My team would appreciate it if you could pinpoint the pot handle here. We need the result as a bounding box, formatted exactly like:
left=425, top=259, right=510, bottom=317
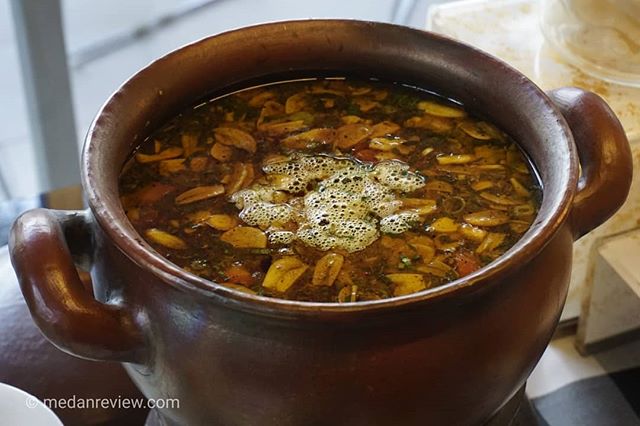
left=548, top=87, right=633, bottom=240
left=9, top=208, right=147, bottom=363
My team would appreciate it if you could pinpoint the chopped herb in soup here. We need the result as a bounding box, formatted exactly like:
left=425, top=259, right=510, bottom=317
left=119, top=78, right=540, bottom=302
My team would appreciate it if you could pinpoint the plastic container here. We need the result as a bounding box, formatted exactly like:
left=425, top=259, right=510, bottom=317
left=540, top=0, right=640, bottom=87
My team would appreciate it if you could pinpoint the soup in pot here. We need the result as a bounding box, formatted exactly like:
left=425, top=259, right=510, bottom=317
left=119, top=78, right=540, bottom=302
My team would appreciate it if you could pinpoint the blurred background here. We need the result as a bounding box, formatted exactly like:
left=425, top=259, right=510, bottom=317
left=0, top=0, right=450, bottom=201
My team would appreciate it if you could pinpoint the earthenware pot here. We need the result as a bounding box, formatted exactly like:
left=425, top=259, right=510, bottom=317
left=9, top=20, right=632, bottom=426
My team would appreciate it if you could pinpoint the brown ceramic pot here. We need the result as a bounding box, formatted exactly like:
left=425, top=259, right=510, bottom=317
left=8, top=20, right=632, bottom=426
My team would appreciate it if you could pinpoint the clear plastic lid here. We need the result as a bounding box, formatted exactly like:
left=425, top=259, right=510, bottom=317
left=540, top=0, right=640, bottom=87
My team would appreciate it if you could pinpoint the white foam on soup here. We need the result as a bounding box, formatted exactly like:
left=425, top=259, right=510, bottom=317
left=230, top=155, right=426, bottom=252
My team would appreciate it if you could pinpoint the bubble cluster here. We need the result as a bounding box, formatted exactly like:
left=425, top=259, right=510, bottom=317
left=263, top=155, right=352, bottom=193
left=380, top=211, right=421, bottom=234
left=231, top=186, right=276, bottom=206
left=231, top=154, right=427, bottom=252
left=238, top=202, right=293, bottom=228
left=373, top=160, right=426, bottom=192
left=267, top=230, right=296, bottom=245
left=297, top=219, right=379, bottom=252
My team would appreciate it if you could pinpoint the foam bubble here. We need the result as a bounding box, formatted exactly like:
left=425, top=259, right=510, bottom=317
left=380, top=211, right=421, bottom=234
left=230, top=154, right=426, bottom=252
left=238, top=202, right=293, bottom=228
left=231, top=186, right=276, bottom=207
left=268, top=230, right=296, bottom=245
left=262, top=154, right=353, bottom=194
left=373, top=160, right=426, bottom=192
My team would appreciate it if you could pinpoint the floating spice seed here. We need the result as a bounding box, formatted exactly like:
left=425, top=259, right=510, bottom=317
left=322, top=98, right=335, bottom=108
left=262, top=257, right=308, bottom=292
left=350, top=86, right=371, bottom=96
left=285, top=92, right=308, bottom=114
left=309, top=86, right=344, bottom=96
left=413, top=244, right=435, bottom=264
left=257, top=101, right=285, bottom=126
left=386, top=274, right=427, bottom=296
left=429, top=217, right=459, bottom=233
left=425, top=180, right=454, bottom=193
left=220, top=226, right=267, bottom=248
left=408, top=236, right=436, bottom=264
left=350, top=285, right=358, bottom=302
left=260, top=120, right=307, bottom=136
left=186, top=210, right=214, bottom=224
left=281, top=128, right=335, bottom=150
left=205, top=214, right=238, bottom=231
left=181, top=133, right=200, bottom=157
left=416, top=259, right=451, bottom=277
left=369, top=121, right=400, bottom=138
left=135, top=147, right=183, bottom=163
left=513, top=204, right=536, bottom=217
left=248, top=90, right=275, bottom=108
left=417, top=100, right=466, bottom=118
left=175, top=185, right=225, bottom=205
left=463, top=210, right=510, bottom=227
left=405, top=115, right=455, bottom=133
left=124, top=183, right=175, bottom=207
left=190, top=157, right=209, bottom=172
left=434, top=234, right=463, bottom=252
left=510, top=220, right=531, bottom=234
left=312, top=253, right=345, bottom=286
left=459, top=223, right=487, bottom=242
left=335, top=123, right=372, bottom=149
left=459, top=121, right=493, bottom=140
left=225, top=163, right=254, bottom=195
left=214, top=127, right=256, bottom=154
left=421, top=147, right=434, bottom=156
left=402, top=198, right=438, bottom=215
left=476, top=232, right=506, bottom=254
left=353, top=98, right=380, bottom=112
left=210, top=142, right=233, bottom=162
left=225, top=265, right=254, bottom=286
left=369, top=137, right=412, bottom=155
left=341, top=115, right=363, bottom=124
left=436, top=154, right=476, bottom=165
left=471, top=180, right=494, bottom=191
left=145, top=228, right=187, bottom=250
left=372, top=89, right=388, bottom=101
left=337, top=285, right=359, bottom=303
left=159, top=159, right=186, bottom=176
left=479, top=192, right=520, bottom=206
left=442, top=196, right=466, bottom=214
left=474, top=164, right=505, bottom=171
left=510, top=177, right=531, bottom=197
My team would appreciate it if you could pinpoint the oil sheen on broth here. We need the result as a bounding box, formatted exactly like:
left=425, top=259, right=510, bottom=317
left=119, top=78, right=540, bottom=303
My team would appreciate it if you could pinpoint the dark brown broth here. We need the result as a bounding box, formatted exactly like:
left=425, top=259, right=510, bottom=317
left=119, top=78, right=540, bottom=302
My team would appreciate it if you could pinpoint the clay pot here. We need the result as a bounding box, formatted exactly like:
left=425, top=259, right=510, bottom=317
left=8, top=21, right=632, bottom=425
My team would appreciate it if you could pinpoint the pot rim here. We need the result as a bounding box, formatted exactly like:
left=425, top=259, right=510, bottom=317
left=83, top=19, right=578, bottom=318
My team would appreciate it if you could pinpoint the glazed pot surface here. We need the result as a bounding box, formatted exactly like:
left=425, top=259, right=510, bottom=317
left=9, top=20, right=632, bottom=426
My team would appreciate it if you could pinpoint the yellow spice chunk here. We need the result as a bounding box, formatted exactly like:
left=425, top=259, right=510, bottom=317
left=220, top=226, right=267, bottom=248
left=312, top=253, right=345, bottom=286
left=387, top=274, right=427, bottom=297
left=145, top=228, right=187, bottom=250
left=263, top=257, right=308, bottom=292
